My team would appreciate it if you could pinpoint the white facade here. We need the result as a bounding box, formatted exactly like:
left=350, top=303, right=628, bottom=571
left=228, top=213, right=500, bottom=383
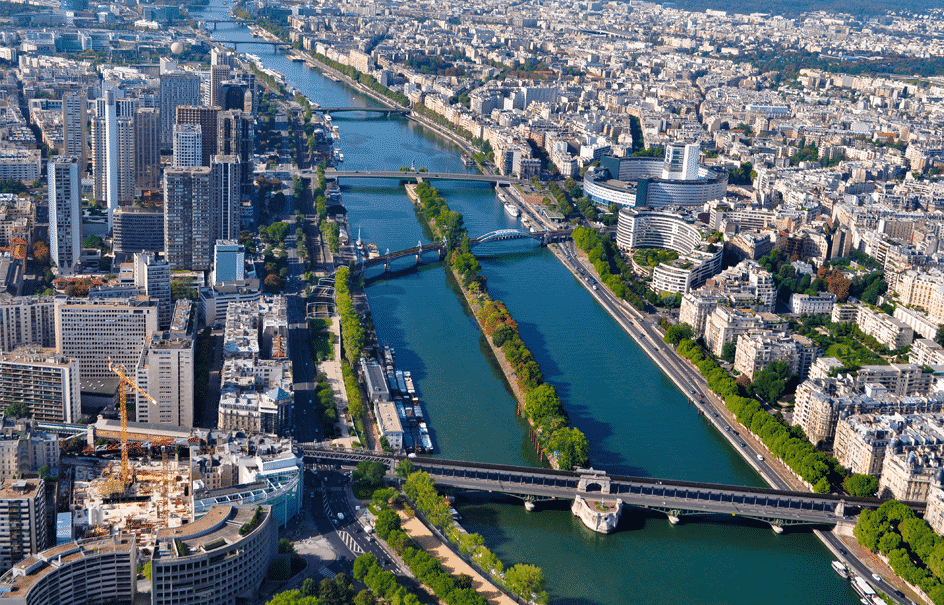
left=789, top=292, right=837, bottom=315
left=173, top=123, right=202, bottom=168
left=48, top=156, right=81, bottom=275
left=55, top=297, right=159, bottom=381
left=135, top=331, right=194, bottom=428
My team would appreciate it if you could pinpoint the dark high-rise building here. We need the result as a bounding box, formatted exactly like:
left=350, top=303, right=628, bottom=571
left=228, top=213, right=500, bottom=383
left=176, top=105, right=219, bottom=166
left=134, top=107, right=161, bottom=192
left=164, top=166, right=212, bottom=270
left=217, top=110, right=253, bottom=203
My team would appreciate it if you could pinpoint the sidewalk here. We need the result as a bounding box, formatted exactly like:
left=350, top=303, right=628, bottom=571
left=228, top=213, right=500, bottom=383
left=318, top=317, right=358, bottom=448
left=399, top=514, right=516, bottom=605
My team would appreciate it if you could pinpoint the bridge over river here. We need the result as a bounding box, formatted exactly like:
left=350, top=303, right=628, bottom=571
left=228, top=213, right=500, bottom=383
left=300, top=169, right=518, bottom=185
left=349, top=228, right=572, bottom=274
left=299, top=445, right=923, bottom=533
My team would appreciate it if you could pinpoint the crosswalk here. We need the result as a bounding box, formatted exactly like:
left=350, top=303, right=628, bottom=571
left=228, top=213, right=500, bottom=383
left=317, top=566, right=336, bottom=579
left=338, top=530, right=363, bottom=555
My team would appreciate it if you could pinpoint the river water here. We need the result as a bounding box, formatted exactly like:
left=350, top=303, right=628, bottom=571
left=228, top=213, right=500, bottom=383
left=200, top=7, right=860, bottom=603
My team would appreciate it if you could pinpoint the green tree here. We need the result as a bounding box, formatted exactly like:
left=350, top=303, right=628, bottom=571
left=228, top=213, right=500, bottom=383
left=4, top=402, right=28, bottom=418
left=142, top=561, right=151, bottom=580
left=843, top=474, right=879, bottom=497
left=663, top=323, right=694, bottom=345
left=374, top=509, right=401, bottom=539
left=266, top=590, right=319, bottom=605
left=751, top=361, right=792, bottom=403
left=813, top=476, right=831, bottom=493
left=721, top=341, right=737, bottom=363
left=395, top=459, right=414, bottom=480
left=300, top=578, right=317, bottom=597
left=353, top=460, right=386, bottom=488
left=504, top=564, right=549, bottom=604
left=523, top=383, right=563, bottom=423
left=278, top=538, right=297, bottom=555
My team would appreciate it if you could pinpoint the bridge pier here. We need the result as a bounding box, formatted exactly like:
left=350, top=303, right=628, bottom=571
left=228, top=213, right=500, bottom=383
left=571, top=495, right=622, bottom=534
left=771, top=524, right=784, bottom=534
left=668, top=510, right=681, bottom=525
left=524, top=500, right=536, bottom=512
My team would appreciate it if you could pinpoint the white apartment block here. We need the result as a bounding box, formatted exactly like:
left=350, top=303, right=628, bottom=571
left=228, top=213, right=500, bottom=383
left=0, top=479, right=47, bottom=572
left=911, top=339, right=944, bottom=367
left=895, top=269, right=944, bottom=324
left=55, top=297, right=159, bottom=381
left=856, top=363, right=932, bottom=397
left=0, top=429, right=59, bottom=483
left=793, top=377, right=944, bottom=446
left=927, top=474, right=944, bottom=535
left=732, top=332, right=819, bottom=381
left=48, top=156, right=81, bottom=275
left=835, top=412, right=944, bottom=479
left=703, top=306, right=788, bottom=357
left=833, top=304, right=914, bottom=350
left=0, top=148, right=41, bottom=182
left=0, top=297, right=56, bottom=353
left=789, top=291, right=836, bottom=315
left=135, top=330, right=194, bottom=429
left=0, top=349, right=80, bottom=423
left=880, top=446, right=944, bottom=502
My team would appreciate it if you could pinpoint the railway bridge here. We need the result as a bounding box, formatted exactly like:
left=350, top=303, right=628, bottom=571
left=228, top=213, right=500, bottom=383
left=298, top=445, right=924, bottom=533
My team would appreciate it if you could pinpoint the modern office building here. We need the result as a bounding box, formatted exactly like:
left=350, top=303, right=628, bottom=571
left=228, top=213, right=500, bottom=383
left=213, top=240, right=245, bottom=285
left=134, top=107, right=161, bottom=192
left=172, top=123, right=202, bottom=168
left=113, top=207, right=165, bottom=255
left=0, top=297, right=57, bottom=353
left=0, top=349, right=81, bottom=423
left=0, top=479, right=47, bottom=573
left=585, top=150, right=727, bottom=208
left=54, top=297, right=159, bottom=381
left=217, top=110, right=253, bottom=202
left=60, top=92, right=86, bottom=170
left=133, top=252, right=171, bottom=328
left=48, top=156, right=81, bottom=275
left=150, top=505, right=276, bottom=605
left=176, top=106, right=219, bottom=166
left=0, top=536, right=137, bottom=605
left=164, top=166, right=213, bottom=270
left=159, top=71, right=201, bottom=150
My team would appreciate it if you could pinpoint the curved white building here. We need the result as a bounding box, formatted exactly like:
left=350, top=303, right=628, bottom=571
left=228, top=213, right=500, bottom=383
left=585, top=153, right=728, bottom=208
left=616, top=207, right=723, bottom=294
left=0, top=536, right=137, bottom=605
left=151, top=505, right=277, bottom=605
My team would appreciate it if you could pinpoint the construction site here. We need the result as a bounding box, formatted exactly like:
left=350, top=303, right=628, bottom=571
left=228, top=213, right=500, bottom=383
left=66, top=363, right=195, bottom=555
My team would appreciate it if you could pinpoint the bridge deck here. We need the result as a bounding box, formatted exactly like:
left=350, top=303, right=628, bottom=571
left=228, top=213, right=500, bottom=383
left=308, top=170, right=516, bottom=184
left=300, top=446, right=923, bottom=525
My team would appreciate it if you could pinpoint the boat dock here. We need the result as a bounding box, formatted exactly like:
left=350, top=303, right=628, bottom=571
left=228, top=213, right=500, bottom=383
left=383, top=345, right=434, bottom=453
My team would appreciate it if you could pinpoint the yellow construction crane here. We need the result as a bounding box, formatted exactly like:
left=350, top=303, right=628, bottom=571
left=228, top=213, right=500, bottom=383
left=105, top=362, right=155, bottom=495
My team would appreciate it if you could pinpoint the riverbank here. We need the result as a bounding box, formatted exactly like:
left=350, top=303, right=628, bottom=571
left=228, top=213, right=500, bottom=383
left=286, top=49, right=477, bottom=156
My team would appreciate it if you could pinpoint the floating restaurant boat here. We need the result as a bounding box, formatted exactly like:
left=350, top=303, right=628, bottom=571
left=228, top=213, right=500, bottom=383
left=504, top=202, right=521, bottom=218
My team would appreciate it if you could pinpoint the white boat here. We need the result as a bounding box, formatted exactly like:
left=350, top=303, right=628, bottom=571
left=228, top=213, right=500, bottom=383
left=831, top=561, right=849, bottom=580
left=503, top=202, right=521, bottom=218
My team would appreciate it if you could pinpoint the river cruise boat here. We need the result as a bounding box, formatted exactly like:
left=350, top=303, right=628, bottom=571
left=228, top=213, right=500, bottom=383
left=504, top=202, right=521, bottom=218
left=831, top=561, right=849, bottom=580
